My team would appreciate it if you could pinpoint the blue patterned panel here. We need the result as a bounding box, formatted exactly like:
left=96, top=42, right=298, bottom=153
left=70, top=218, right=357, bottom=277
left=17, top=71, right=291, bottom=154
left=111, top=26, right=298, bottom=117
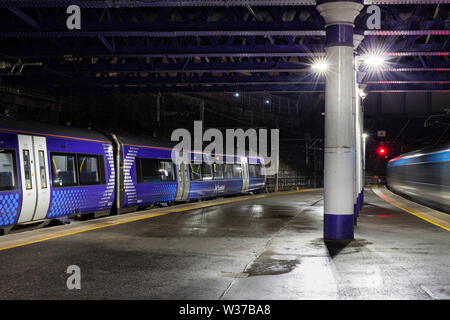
left=47, top=188, right=89, bottom=218
left=47, top=184, right=113, bottom=218
left=0, top=192, right=20, bottom=227
left=97, top=143, right=115, bottom=210
left=136, top=182, right=177, bottom=206
left=122, top=146, right=139, bottom=207
left=0, top=132, right=21, bottom=227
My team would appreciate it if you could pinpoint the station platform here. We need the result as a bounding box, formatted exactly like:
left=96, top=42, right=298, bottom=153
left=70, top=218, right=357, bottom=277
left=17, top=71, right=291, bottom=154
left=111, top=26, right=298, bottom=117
left=0, top=188, right=448, bottom=300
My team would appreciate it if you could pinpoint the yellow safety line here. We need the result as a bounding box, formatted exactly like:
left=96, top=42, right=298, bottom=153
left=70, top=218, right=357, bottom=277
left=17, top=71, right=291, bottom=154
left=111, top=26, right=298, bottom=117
left=0, top=188, right=321, bottom=252
left=0, top=212, right=170, bottom=252
left=373, top=188, right=450, bottom=232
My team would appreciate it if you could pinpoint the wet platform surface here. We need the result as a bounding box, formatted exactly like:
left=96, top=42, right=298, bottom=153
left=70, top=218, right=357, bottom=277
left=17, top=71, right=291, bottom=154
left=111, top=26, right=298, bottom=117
left=0, top=189, right=449, bottom=300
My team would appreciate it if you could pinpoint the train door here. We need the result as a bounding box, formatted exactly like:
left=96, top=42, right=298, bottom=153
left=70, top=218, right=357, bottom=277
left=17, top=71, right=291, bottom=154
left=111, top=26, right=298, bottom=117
left=240, top=157, right=249, bottom=193
left=17, top=135, right=50, bottom=223
left=181, top=160, right=190, bottom=200
left=31, top=136, right=51, bottom=220
left=175, top=154, right=190, bottom=201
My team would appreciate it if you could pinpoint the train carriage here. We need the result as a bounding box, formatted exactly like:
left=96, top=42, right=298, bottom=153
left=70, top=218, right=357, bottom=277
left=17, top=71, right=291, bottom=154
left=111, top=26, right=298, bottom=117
left=387, top=144, right=450, bottom=214
left=0, top=119, right=266, bottom=234
left=116, top=135, right=179, bottom=211
left=116, top=135, right=266, bottom=211
left=0, top=119, right=115, bottom=233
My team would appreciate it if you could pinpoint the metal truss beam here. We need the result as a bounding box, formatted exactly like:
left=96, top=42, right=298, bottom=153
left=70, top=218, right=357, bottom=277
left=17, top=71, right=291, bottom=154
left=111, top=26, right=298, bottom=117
left=32, top=60, right=313, bottom=74
left=0, top=43, right=325, bottom=58
left=6, top=72, right=449, bottom=86
left=38, top=83, right=450, bottom=93
left=0, top=2, right=448, bottom=93
left=2, top=36, right=449, bottom=58
left=14, top=59, right=450, bottom=75
left=0, top=1, right=448, bottom=8
left=7, top=7, right=40, bottom=29
left=3, top=29, right=450, bottom=38
left=1, top=4, right=448, bottom=38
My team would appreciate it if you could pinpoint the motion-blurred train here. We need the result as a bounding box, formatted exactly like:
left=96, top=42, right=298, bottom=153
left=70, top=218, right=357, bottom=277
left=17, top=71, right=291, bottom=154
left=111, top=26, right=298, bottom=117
left=386, top=144, right=450, bottom=214
left=0, top=119, right=265, bottom=234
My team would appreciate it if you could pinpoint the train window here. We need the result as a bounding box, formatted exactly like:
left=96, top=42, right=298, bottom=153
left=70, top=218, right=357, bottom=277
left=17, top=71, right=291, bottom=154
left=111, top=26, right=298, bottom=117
left=232, top=164, right=242, bottom=178
left=213, top=164, right=224, bottom=180
left=78, top=155, right=101, bottom=185
left=201, top=163, right=213, bottom=180
left=0, top=149, right=18, bottom=191
left=189, top=163, right=202, bottom=181
left=160, top=161, right=175, bottom=181
left=248, top=164, right=255, bottom=177
left=51, top=153, right=77, bottom=187
left=136, top=158, right=176, bottom=183
left=23, top=150, right=32, bottom=190
left=256, top=164, right=262, bottom=177
left=249, top=164, right=262, bottom=178
left=223, top=163, right=233, bottom=179
left=136, top=158, right=159, bottom=183
left=38, top=150, right=47, bottom=189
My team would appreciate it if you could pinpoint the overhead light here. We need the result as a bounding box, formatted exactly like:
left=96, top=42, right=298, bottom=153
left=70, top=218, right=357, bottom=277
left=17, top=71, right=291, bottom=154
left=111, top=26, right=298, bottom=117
left=364, top=55, right=386, bottom=68
left=234, top=92, right=240, bottom=97
left=265, top=99, right=270, bottom=104
left=311, top=60, right=328, bottom=73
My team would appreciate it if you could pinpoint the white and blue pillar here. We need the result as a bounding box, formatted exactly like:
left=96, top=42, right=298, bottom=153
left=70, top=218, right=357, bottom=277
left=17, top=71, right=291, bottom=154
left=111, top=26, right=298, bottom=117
left=354, top=34, right=365, bottom=223
left=317, top=0, right=363, bottom=240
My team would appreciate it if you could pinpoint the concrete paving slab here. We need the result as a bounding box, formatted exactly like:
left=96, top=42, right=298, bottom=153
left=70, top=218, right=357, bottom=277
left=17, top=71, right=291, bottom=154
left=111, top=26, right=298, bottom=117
left=0, top=189, right=448, bottom=300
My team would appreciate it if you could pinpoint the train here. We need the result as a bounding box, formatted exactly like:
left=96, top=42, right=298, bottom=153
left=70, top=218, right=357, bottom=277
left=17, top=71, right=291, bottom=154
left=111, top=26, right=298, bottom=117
left=386, top=143, right=450, bottom=214
left=0, top=119, right=266, bottom=234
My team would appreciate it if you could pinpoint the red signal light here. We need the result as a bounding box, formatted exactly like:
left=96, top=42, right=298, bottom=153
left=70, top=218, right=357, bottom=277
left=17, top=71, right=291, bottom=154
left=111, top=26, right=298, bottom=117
left=377, top=146, right=388, bottom=156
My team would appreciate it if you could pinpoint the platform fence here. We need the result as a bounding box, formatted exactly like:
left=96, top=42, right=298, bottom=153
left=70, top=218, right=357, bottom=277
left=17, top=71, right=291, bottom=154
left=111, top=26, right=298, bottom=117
left=266, top=173, right=323, bottom=193
left=266, top=174, right=386, bottom=193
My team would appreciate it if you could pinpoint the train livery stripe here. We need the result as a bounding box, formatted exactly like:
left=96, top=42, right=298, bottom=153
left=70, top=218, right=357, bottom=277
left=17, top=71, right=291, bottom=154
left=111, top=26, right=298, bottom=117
left=388, top=149, right=450, bottom=167
left=124, top=143, right=173, bottom=151
left=0, top=189, right=320, bottom=251
left=373, top=187, right=450, bottom=231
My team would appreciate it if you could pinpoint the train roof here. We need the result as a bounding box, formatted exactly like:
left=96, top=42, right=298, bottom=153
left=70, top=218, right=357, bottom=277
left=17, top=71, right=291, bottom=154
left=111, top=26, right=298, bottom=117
left=0, top=118, right=265, bottom=161
left=116, top=134, right=263, bottom=160
left=0, top=118, right=111, bottom=142
left=115, top=133, right=174, bottom=149
left=389, top=143, right=450, bottom=165
left=390, top=143, right=450, bottom=160
left=0, top=118, right=175, bottom=148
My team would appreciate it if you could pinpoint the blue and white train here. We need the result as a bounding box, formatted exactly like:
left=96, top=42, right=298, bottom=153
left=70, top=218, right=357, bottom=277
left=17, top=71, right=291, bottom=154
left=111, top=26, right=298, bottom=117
left=387, top=143, right=450, bottom=213
left=0, top=119, right=265, bottom=234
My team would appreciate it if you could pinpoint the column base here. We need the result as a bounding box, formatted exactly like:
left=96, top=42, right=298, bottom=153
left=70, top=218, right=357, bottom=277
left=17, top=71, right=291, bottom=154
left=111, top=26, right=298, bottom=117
left=361, top=190, right=364, bottom=208
left=324, top=214, right=354, bottom=240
